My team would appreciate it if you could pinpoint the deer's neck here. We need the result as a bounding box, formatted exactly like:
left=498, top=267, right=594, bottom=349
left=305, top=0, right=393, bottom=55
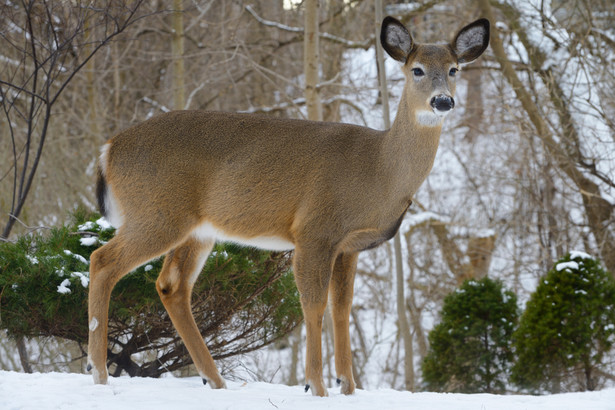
left=382, top=91, right=443, bottom=198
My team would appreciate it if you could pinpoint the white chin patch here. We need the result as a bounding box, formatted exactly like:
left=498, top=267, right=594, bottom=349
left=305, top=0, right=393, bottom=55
left=416, top=110, right=447, bottom=127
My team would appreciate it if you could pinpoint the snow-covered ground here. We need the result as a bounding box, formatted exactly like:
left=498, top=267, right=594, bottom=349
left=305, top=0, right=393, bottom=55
left=1, top=370, right=613, bottom=410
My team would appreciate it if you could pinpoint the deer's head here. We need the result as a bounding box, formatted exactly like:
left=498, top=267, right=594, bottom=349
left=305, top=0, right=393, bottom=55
left=381, top=17, right=490, bottom=127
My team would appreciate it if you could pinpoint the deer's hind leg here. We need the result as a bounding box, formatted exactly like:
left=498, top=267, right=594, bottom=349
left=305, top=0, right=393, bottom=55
left=88, top=227, right=185, bottom=384
left=156, top=236, right=225, bottom=388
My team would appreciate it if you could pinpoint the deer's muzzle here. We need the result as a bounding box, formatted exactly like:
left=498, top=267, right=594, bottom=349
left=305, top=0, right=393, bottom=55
left=430, top=94, right=455, bottom=114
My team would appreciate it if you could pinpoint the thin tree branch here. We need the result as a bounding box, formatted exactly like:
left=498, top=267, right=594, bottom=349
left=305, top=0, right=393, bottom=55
left=245, top=5, right=373, bottom=50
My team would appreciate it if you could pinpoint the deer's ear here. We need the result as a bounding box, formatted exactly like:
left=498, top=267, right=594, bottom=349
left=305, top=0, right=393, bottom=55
left=380, top=17, right=413, bottom=63
left=453, top=18, right=490, bottom=64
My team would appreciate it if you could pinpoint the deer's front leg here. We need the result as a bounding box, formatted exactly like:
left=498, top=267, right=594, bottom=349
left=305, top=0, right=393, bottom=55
left=293, top=245, right=335, bottom=397
left=329, top=252, right=358, bottom=394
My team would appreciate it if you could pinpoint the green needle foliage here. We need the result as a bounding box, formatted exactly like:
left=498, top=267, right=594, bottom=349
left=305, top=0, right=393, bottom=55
left=422, top=277, right=519, bottom=393
left=0, top=208, right=302, bottom=377
left=511, top=252, right=615, bottom=393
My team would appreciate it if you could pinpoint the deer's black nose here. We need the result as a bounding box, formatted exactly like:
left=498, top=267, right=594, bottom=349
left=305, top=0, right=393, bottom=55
left=430, top=95, right=455, bottom=112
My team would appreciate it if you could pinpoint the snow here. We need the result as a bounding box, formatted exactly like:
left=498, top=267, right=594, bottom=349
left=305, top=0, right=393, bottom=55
left=89, top=318, right=99, bottom=332
left=63, top=249, right=89, bottom=265
left=401, top=212, right=448, bottom=231
left=0, top=371, right=613, bottom=410
left=570, top=250, right=592, bottom=260
left=95, top=217, right=113, bottom=230
left=556, top=261, right=579, bottom=272
left=70, top=271, right=89, bottom=288
left=79, top=236, right=98, bottom=246
left=78, top=221, right=96, bottom=231
left=56, top=279, right=71, bottom=294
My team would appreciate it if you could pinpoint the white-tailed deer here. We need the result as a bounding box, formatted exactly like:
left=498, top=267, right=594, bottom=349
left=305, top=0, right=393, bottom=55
left=87, top=16, right=489, bottom=396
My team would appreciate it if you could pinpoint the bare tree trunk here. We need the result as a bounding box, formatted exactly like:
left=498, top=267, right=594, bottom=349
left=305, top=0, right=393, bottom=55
left=321, top=0, right=343, bottom=123
left=395, top=234, right=414, bottom=391
left=465, top=234, right=496, bottom=281
left=16, top=337, right=32, bottom=374
left=477, top=0, right=615, bottom=274
left=304, top=0, right=322, bottom=121
left=374, top=3, right=390, bottom=131
left=403, top=235, right=428, bottom=361
left=350, top=308, right=365, bottom=389
left=302, top=0, right=328, bottom=387
left=85, top=17, right=99, bottom=140
left=172, top=0, right=185, bottom=110
left=287, top=325, right=301, bottom=385
left=408, top=298, right=427, bottom=358
left=428, top=219, right=496, bottom=284
left=323, top=309, right=334, bottom=386
left=375, top=0, right=413, bottom=391
left=462, top=67, right=483, bottom=143
left=112, top=41, right=122, bottom=134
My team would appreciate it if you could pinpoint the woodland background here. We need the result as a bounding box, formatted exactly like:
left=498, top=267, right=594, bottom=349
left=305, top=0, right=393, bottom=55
left=0, top=0, right=614, bottom=394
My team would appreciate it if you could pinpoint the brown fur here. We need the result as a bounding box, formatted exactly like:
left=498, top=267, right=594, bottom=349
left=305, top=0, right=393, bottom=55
left=87, top=17, right=489, bottom=396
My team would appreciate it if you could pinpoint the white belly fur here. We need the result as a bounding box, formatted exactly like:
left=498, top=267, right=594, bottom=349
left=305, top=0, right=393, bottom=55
left=192, top=221, right=295, bottom=251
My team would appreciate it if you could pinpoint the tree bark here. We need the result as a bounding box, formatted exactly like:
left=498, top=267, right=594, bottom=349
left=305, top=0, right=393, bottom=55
left=85, top=17, right=99, bottom=140
left=304, top=0, right=322, bottom=121
left=16, top=337, right=32, bottom=374
left=287, top=325, right=301, bottom=386
left=172, top=0, right=185, bottom=110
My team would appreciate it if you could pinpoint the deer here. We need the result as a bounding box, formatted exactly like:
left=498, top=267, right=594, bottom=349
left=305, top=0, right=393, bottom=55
left=87, top=16, right=489, bottom=396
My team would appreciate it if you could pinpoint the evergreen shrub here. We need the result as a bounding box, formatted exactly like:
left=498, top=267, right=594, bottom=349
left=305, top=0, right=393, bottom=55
left=422, top=277, right=518, bottom=393
left=512, top=252, right=615, bottom=392
left=0, top=208, right=302, bottom=377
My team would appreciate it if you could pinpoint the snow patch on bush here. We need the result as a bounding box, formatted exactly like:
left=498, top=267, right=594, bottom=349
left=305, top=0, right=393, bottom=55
left=570, top=250, right=591, bottom=260
left=556, top=261, right=578, bottom=272
left=63, top=250, right=89, bottom=265
left=71, top=271, right=89, bottom=288
left=57, top=279, right=71, bottom=294
left=80, top=237, right=98, bottom=247
left=96, top=217, right=112, bottom=230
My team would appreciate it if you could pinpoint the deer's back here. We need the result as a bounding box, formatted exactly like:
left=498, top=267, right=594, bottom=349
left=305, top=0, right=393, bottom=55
left=103, top=111, right=386, bottom=242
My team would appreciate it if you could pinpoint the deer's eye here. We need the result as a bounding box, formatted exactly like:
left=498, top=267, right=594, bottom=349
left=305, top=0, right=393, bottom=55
left=412, top=68, right=425, bottom=77
left=449, top=67, right=458, bottom=76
